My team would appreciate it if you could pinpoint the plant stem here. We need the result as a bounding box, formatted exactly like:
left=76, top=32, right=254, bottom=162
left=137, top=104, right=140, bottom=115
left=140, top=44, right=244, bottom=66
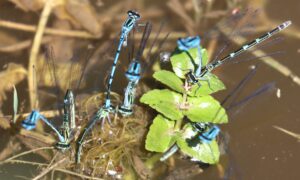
left=0, top=19, right=97, bottom=39
left=0, top=146, right=54, bottom=165
left=32, top=157, right=66, bottom=180
left=175, top=79, right=190, bottom=131
left=28, top=0, right=54, bottom=109
left=0, top=36, right=51, bottom=53
left=175, top=118, right=183, bottom=131
left=145, top=153, right=162, bottom=170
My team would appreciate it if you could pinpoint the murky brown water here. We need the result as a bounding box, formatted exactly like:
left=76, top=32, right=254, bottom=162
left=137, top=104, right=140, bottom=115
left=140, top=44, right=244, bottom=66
left=0, top=0, right=299, bottom=179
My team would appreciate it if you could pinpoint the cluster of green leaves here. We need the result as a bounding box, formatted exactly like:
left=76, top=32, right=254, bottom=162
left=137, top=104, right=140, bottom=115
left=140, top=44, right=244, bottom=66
left=140, top=47, right=228, bottom=164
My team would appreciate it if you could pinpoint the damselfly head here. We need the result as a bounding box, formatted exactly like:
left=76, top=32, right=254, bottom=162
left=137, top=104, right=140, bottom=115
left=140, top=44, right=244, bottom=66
left=177, top=36, right=201, bottom=51
left=127, top=10, right=141, bottom=20
left=21, top=110, right=40, bottom=130
left=199, top=125, right=220, bottom=143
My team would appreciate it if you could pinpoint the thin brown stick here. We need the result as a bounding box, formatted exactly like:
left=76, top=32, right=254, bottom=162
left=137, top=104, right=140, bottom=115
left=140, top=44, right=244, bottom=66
left=20, top=110, right=59, bottom=118
left=28, top=0, right=55, bottom=109
left=5, top=159, right=48, bottom=166
left=273, top=125, right=300, bottom=140
left=167, top=0, right=195, bottom=34
left=0, top=19, right=98, bottom=39
left=0, top=36, right=52, bottom=53
left=54, top=168, right=104, bottom=180
left=0, top=141, right=20, bottom=161
left=0, top=146, right=54, bottom=165
left=32, top=157, right=66, bottom=180
left=19, top=129, right=56, bottom=145
left=47, top=152, right=58, bottom=169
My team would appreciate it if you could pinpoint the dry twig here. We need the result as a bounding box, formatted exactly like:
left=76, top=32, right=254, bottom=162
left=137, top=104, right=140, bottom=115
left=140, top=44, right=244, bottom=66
left=0, top=19, right=98, bottom=39
left=273, top=126, right=300, bottom=140
left=0, top=36, right=52, bottom=53
left=28, top=0, right=55, bottom=109
left=54, top=168, right=104, bottom=180
left=0, top=146, right=54, bottom=165
left=32, top=157, right=66, bottom=180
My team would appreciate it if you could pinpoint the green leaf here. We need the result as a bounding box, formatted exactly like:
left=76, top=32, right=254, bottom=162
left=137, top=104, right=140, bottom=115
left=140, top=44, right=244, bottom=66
left=195, top=47, right=208, bottom=66
left=153, top=70, right=184, bottom=93
left=188, top=73, right=226, bottom=97
left=170, top=48, right=208, bottom=79
left=140, top=89, right=183, bottom=120
left=184, top=95, right=228, bottom=124
left=145, top=115, right=176, bottom=152
left=12, top=85, right=18, bottom=123
left=176, top=124, right=220, bottom=164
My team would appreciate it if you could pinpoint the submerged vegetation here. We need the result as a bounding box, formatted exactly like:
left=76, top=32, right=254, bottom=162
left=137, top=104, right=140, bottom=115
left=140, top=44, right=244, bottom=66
left=0, top=0, right=298, bottom=179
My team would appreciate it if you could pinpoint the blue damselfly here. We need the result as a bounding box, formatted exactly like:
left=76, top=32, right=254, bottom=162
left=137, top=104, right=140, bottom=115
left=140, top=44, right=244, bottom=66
left=76, top=10, right=141, bottom=163
left=119, top=22, right=152, bottom=116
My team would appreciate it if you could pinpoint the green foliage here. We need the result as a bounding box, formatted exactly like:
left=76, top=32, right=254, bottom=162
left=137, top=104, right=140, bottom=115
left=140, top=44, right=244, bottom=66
left=153, top=70, right=184, bottom=93
left=141, top=44, right=228, bottom=164
left=176, top=124, right=220, bottom=164
left=141, top=89, right=227, bottom=124
left=140, top=89, right=183, bottom=120
left=170, top=47, right=208, bottom=79
left=145, top=115, right=176, bottom=152
left=188, top=73, right=226, bottom=96
left=153, top=70, right=225, bottom=97
left=185, top=96, right=228, bottom=123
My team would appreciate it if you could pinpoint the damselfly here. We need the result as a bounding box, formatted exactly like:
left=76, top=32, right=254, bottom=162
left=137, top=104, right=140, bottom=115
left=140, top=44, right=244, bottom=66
left=119, top=20, right=171, bottom=116
left=76, top=10, right=141, bottom=163
left=104, top=10, right=140, bottom=109
left=198, top=21, right=291, bottom=79
left=160, top=123, right=220, bottom=161
left=176, top=36, right=207, bottom=84
left=160, top=65, right=275, bottom=161
left=119, top=22, right=152, bottom=116
left=22, top=46, right=91, bottom=151
left=169, top=12, right=290, bottom=90
left=22, top=87, right=75, bottom=151
left=55, top=89, right=76, bottom=150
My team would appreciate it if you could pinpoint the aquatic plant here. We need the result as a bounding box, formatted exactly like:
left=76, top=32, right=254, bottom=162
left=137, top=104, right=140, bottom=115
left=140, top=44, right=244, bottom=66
left=141, top=43, right=227, bottom=164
